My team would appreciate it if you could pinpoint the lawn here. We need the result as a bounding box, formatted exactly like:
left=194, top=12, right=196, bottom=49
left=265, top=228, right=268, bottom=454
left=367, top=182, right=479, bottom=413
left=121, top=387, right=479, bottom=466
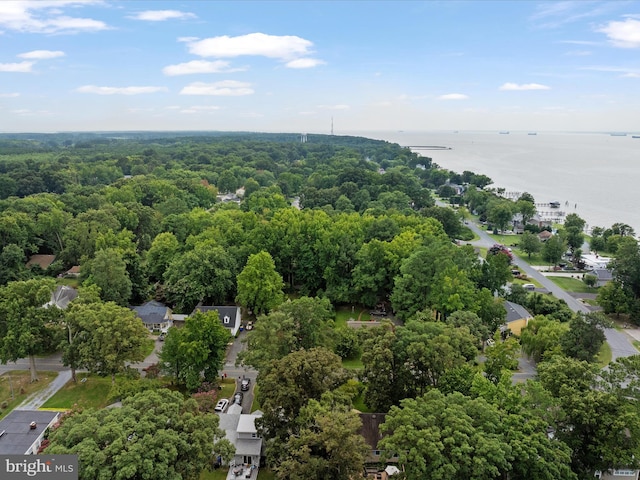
left=353, top=391, right=372, bottom=413
left=342, top=357, right=364, bottom=370
left=548, top=276, right=598, bottom=294
left=141, top=338, right=156, bottom=357
left=0, top=371, right=57, bottom=419
left=335, top=306, right=365, bottom=327
left=251, top=385, right=261, bottom=412
left=596, top=341, right=613, bottom=368
left=218, top=377, right=236, bottom=401
left=41, top=372, right=113, bottom=410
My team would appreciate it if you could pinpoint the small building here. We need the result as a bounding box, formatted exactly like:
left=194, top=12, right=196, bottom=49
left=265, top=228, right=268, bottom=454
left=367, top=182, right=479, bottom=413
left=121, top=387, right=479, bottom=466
left=64, top=265, right=81, bottom=277
left=0, top=410, right=62, bottom=455
left=131, top=300, right=174, bottom=333
left=595, top=469, right=640, bottom=480
left=503, top=301, right=533, bottom=336
left=358, top=413, right=399, bottom=478
left=582, top=253, right=612, bottom=270
left=45, top=285, right=78, bottom=310
left=591, top=268, right=613, bottom=287
left=538, top=230, right=553, bottom=242
left=25, top=254, right=56, bottom=270
left=194, top=305, right=241, bottom=337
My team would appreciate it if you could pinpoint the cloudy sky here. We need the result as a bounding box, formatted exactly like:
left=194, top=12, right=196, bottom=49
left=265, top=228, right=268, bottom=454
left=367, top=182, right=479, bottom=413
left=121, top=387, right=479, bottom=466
left=1, top=0, right=640, bottom=133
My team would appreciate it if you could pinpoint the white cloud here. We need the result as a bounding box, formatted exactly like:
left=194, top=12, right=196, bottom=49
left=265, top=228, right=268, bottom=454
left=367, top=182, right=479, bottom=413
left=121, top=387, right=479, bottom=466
left=499, top=82, right=551, bottom=91
left=0, top=61, right=34, bottom=73
left=76, top=85, right=168, bottom=95
left=0, top=92, right=20, bottom=97
left=285, top=58, right=325, bottom=69
left=187, top=32, right=314, bottom=61
left=179, top=81, right=254, bottom=96
left=437, top=93, right=469, bottom=100
left=0, top=1, right=109, bottom=34
left=598, top=18, right=640, bottom=48
left=18, top=50, right=65, bottom=59
left=317, top=104, right=350, bottom=110
left=129, top=10, right=196, bottom=22
left=622, top=72, right=640, bottom=78
left=162, top=60, right=244, bottom=76
left=180, top=105, right=221, bottom=114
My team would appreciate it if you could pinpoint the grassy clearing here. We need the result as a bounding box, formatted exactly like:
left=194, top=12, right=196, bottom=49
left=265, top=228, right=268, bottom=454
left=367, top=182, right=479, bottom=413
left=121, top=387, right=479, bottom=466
left=141, top=338, right=156, bottom=357
left=218, top=378, right=236, bottom=401
left=353, top=391, right=372, bottom=413
left=342, top=357, right=364, bottom=370
left=199, top=469, right=227, bottom=480
left=251, top=384, right=261, bottom=412
left=41, top=372, right=112, bottom=410
left=548, top=276, right=598, bottom=294
left=0, top=371, right=57, bottom=419
left=596, top=341, right=613, bottom=368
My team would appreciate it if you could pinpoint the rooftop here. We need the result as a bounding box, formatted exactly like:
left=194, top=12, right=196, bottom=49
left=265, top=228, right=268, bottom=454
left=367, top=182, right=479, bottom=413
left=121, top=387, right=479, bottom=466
left=0, top=410, right=61, bottom=455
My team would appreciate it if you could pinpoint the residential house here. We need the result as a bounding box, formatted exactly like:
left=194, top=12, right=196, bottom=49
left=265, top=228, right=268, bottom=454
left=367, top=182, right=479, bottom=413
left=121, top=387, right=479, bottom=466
left=0, top=410, right=62, bottom=455
left=217, top=411, right=263, bottom=477
left=25, top=254, right=56, bottom=270
left=194, top=305, right=241, bottom=337
left=131, top=300, right=173, bottom=333
left=595, top=469, right=640, bottom=479
left=63, top=265, right=81, bottom=277
left=582, top=254, right=612, bottom=271
left=590, top=268, right=613, bottom=287
left=538, top=230, right=553, bottom=242
left=358, top=413, right=399, bottom=478
left=502, top=301, right=533, bottom=336
left=45, top=285, right=78, bottom=310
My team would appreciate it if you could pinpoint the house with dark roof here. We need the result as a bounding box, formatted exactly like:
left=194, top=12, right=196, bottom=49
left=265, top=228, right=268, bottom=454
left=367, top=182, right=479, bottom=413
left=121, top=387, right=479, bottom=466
left=25, top=254, right=56, bottom=270
left=358, top=413, right=399, bottom=477
left=591, top=268, right=613, bottom=287
left=503, top=301, right=533, bottom=336
left=194, top=305, right=241, bottom=337
left=131, top=300, right=173, bottom=332
left=0, top=410, right=62, bottom=455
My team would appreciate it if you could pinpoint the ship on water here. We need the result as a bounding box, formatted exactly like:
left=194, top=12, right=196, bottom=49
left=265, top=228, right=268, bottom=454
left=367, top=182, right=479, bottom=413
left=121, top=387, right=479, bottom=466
left=499, top=131, right=510, bottom=134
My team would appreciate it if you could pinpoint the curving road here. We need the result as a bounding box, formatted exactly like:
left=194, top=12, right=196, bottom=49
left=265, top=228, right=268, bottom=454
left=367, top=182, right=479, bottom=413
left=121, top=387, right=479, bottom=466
left=465, top=220, right=637, bottom=361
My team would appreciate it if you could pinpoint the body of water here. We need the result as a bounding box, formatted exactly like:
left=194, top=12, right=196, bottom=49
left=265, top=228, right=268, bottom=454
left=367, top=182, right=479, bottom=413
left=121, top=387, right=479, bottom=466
left=349, top=130, right=640, bottom=235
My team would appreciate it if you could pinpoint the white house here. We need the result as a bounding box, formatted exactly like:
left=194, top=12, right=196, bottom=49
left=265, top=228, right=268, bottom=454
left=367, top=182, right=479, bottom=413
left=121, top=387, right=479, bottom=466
left=217, top=411, right=263, bottom=478
left=194, top=305, right=242, bottom=337
left=0, top=410, right=62, bottom=455
left=582, top=253, right=612, bottom=270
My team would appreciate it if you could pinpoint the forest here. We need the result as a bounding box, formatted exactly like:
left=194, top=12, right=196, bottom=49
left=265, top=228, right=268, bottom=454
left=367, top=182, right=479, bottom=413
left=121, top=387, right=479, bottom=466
left=1, top=132, right=640, bottom=480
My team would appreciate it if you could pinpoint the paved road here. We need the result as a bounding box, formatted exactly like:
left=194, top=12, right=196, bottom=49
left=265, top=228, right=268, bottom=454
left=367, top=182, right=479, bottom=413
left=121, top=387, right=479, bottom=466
left=17, top=370, right=72, bottom=410
left=466, top=220, right=637, bottom=361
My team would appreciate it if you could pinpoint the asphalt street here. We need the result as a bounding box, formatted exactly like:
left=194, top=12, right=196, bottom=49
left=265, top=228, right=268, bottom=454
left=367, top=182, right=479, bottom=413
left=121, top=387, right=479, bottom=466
left=465, top=220, right=637, bottom=361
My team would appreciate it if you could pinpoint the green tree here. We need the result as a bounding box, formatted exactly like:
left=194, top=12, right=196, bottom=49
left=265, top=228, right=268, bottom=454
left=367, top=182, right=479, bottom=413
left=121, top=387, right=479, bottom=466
left=597, top=281, right=630, bottom=317
left=487, top=200, right=514, bottom=232
left=257, top=347, right=349, bottom=442
left=483, top=335, right=520, bottom=383
left=236, top=251, right=284, bottom=315
left=84, top=248, right=132, bottom=306
left=69, top=301, right=149, bottom=384
left=146, top=232, right=181, bottom=282
left=159, top=310, right=230, bottom=391
left=560, top=312, right=608, bottom=362
left=46, top=389, right=227, bottom=480
left=542, top=234, right=566, bottom=267
left=274, top=398, right=368, bottom=480
left=515, top=198, right=536, bottom=226
left=479, top=252, right=511, bottom=294
left=520, top=315, right=568, bottom=363
left=519, top=231, right=542, bottom=258
left=380, top=390, right=512, bottom=480
left=0, top=278, right=61, bottom=382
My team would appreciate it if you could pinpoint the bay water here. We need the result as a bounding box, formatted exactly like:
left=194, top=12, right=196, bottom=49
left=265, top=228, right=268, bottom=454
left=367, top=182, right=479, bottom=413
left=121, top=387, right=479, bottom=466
left=348, top=131, right=640, bottom=235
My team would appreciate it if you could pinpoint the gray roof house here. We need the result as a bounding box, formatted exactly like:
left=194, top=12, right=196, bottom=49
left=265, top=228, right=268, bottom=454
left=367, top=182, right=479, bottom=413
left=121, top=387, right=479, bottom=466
left=45, top=285, right=78, bottom=310
left=502, top=301, right=533, bottom=336
left=217, top=411, right=263, bottom=478
left=591, top=268, right=614, bottom=287
left=0, top=410, right=62, bottom=455
left=131, top=300, right=173, bottom=332
left=195, top=305, right=241, bottom=337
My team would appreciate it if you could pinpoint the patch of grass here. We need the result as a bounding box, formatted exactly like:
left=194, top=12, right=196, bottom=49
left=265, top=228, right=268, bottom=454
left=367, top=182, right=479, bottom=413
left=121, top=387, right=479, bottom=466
left=0, top=371, right=57, bottom=419
left=141, top=338, right=156, bottom=357
left=218, top=378, right=236, bottom=401
left=353, top=391, right=372, bottom=413
left=199, top=469, right=227, bottom=480
left=251, top=385, right=261, bottom=412
left=342, top=357, right=364, bottom=370
left=258, top=468, right=277, bottom=479
left=41, top=373, right=112, bottom=410
left=596, top=340, right=613, bottom=368
left=548, top=276, right=598, bottom=293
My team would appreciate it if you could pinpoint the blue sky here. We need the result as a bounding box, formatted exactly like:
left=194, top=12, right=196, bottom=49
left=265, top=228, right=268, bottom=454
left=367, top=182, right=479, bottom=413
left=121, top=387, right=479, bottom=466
left=1, top=0, right=640, bottom=133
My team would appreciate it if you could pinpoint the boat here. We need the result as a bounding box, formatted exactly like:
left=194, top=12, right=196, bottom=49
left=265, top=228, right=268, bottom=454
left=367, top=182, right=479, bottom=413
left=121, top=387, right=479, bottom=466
left=610, top=132, right=627, bottom=136
left=549, top=201, right=561, bottom=208
left=499, top=131, right=510, bottom=134
left=528, top=132, right=537, bottom=135
left=632, top=135, right=640, bottom=139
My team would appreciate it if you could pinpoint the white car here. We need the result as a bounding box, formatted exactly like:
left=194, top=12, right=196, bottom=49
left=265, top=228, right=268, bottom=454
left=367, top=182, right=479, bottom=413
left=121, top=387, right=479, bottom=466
left=214, top=399, right=229, bottom=413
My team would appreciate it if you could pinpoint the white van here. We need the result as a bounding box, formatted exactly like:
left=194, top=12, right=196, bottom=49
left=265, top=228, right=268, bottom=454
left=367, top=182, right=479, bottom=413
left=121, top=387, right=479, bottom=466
left=522, top=283, right=536, bottom=291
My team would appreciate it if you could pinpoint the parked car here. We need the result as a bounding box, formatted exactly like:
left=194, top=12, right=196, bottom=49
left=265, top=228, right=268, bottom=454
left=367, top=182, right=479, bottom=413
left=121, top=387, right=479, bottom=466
left=214, top=399, right=229, bottom=413
left=241, top=378, right=251, bottom=391
left=522, top=283, right=536, bottom=291
left=158, top=333, right=165, bottom=341
left=245, top=321, right=253, bottom=331
left=233, top=392, right=244, bottom=405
